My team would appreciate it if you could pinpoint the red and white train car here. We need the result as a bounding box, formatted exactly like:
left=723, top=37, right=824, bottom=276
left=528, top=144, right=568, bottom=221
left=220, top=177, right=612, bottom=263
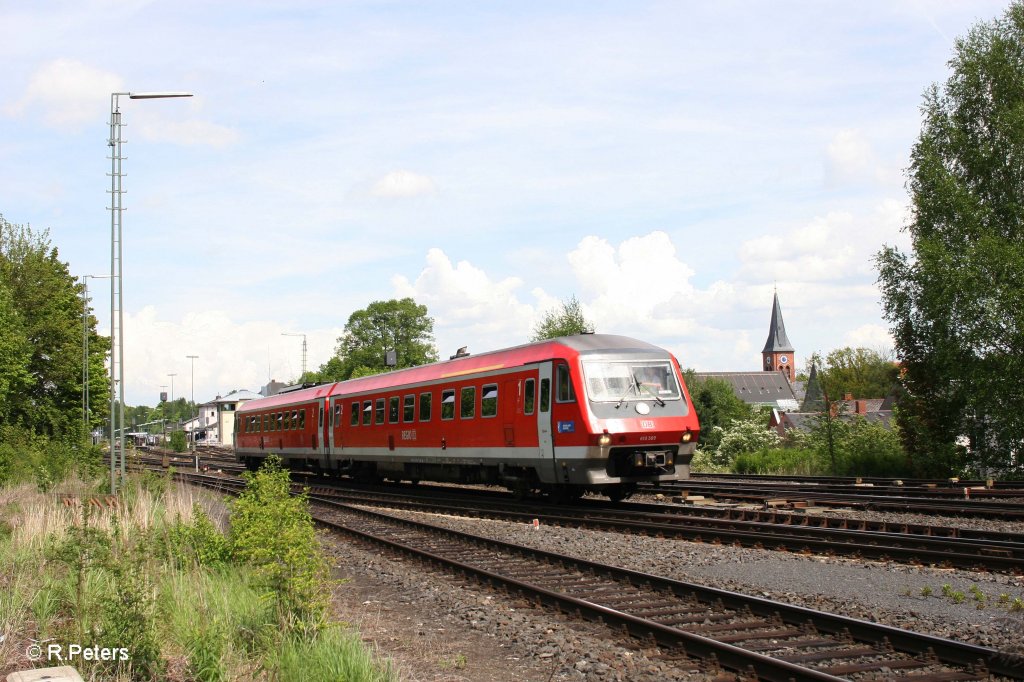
left=235, top=334, right=699, bottom=500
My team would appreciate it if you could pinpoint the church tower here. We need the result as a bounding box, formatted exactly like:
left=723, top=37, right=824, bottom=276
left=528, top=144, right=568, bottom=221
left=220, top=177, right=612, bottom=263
left=762, top=291, right=795, bottom=381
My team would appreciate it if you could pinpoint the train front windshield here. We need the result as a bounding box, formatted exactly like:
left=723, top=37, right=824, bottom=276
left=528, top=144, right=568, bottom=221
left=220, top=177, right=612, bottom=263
left=583, top=360, right=681, bottom=402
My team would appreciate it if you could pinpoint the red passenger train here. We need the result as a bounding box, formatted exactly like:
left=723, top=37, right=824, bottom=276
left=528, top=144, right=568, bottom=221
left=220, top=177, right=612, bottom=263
left=234, top=334, right=699, bottom=500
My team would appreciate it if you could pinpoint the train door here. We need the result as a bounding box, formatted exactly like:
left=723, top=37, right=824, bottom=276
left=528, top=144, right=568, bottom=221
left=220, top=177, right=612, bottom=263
left=501, top=379, right=518, bottom=446
left=318, top=398, right=328, bottom=466
left=536, top=362, right=555, bottom=480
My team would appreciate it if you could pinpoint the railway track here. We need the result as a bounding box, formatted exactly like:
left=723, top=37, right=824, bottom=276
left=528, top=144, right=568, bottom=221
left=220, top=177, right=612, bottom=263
left=181, top=471, right=1022, bottom=681
left=289, top=480, right=1024, bottom=573
left=690, top=473, right=1024, bottom=491
left=644, top=481, right=1024, bottom=520
left=116, top=457, right=1024, bottom=571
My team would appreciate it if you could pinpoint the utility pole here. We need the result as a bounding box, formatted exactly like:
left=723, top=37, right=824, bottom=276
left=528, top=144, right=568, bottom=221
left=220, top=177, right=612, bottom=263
left=282, top=332, right=308, bottom=380
left=186, top=355, right=198, bottom=451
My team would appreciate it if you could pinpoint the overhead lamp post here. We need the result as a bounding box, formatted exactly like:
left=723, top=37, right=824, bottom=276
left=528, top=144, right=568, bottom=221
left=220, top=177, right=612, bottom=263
left=282, top=332, right=308, bottom=380
left=108, top=90, right=192, bottom=494
left=81, top=274, right=110, bottom=438
left=186, top=354, right=198, bottom=451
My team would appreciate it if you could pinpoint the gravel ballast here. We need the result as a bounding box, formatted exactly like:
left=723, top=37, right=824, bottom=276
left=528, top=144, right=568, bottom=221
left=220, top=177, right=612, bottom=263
left=334, top=501, right=1024, bottom=656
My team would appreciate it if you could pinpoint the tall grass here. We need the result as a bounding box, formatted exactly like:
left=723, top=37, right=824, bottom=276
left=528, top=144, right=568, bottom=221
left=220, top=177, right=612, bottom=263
left=1, top=472, right=395, bottom=681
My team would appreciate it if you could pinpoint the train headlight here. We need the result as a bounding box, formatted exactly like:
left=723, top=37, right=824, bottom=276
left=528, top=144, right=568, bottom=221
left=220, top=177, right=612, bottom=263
left=598, top=433, right=611, bottom=446
left=680, top=432, right=692, bottom=443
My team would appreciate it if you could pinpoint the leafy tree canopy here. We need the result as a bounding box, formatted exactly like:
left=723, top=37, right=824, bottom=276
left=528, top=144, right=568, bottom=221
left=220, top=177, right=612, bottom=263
left=876, top=3, right=1024, bottom=473
left=318, top=298, right=438, bottom=381
left=0, top=215, right=108, bottom=438
left=530, top=295, right=595, bottom=341
left=803, top=347, right=899, bottom=401
left=681, top=370, right=753, bottom=451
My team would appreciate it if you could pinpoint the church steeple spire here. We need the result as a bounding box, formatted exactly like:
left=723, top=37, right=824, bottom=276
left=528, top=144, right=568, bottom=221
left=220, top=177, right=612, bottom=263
left=762, top=292, right=795, bottom=380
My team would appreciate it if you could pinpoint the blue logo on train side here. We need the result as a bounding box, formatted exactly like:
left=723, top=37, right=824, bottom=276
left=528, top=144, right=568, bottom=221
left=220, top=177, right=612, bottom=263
left=557, top=421, right=575, bottom=433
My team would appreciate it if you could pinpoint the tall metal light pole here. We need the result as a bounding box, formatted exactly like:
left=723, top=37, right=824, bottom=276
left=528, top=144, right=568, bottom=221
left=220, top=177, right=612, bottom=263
left=282, top=332, right=307, bottom=380
left=167, top=373, right=176, bottom=402
left=81, top=274, right=110, bottom=437
left=108, top=90, right=192, bottom=494
left=186, top=354, right=198, bottom=450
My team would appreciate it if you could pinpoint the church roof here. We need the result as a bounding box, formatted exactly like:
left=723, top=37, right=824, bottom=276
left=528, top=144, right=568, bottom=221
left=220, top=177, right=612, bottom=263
left=694, top=372, right=800, bottom=411
left=762, top=292, right=795, bottom=353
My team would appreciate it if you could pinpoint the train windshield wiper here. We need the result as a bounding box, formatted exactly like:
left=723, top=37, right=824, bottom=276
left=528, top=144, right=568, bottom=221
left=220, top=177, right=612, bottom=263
left=615, top=377, right=640, bottom=409
left=633, top=374, right=666, bottom=407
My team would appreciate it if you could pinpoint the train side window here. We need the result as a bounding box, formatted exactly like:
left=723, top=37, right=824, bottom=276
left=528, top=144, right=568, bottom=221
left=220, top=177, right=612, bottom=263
left=333, top=403, right=340, bottom=427
left=403, top=395, right=415, bottom=422
left=262, top=414, right=268, bottom=432
left=362, top=400, right=372, bottom=426
left=284, top=411, right=292, bottom=430
left=481, top=384, right=498, bottom=417
left=556, top=364, right=576, bottom=403
left=277, top=412, right=284, bottom=431
left=388, top=396, right=399, bottom=423
left=540, top=378, right=551, bottom=412
left=524, top=379, right=536, bottom=415
left=419, top=392, right=432, bottom=421
left=350, top=402, right=360, bottom=426
left=375, top=398, right=385, bottom=425
left=299, top=409, right=306, bottom=429
left=461, top=386, right=475, bottom=419
left=441, top=389, right=455, bottom=420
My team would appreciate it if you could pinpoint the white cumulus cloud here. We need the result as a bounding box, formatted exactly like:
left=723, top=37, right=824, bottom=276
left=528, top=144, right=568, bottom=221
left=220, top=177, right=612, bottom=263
left=371, top=170, right=437, bottom=198
left=5, top=59, right=122, bottom=131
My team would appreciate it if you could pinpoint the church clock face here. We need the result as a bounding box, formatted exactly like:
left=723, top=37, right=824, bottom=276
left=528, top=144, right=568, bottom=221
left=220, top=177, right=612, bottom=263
left=779, top=355, right=788, bottom=365
left=764, top=357, right=772, bottom=369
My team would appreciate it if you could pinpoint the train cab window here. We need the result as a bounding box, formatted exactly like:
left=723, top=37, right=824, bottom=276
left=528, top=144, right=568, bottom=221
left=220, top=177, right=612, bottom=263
left=388, top=396, right=400, bottom=423
left=375, top=398, right=385, bottom=425
left=460, top=387, right=475, bottom=419
left=299, top=410, right=306, bottom=429
left=556, top=364, right=576, bottom=403
left=350, top=402, right=360, bottom=426
left=441, top=389, right=455, bottom=420
left=419, top=392, right=432, bottom=421
left=362, top=401, right=372, bottom=426
left=481, top=384, right=498, bottom=417
left=540, top=379, right=551, bottom=412
left=403, top=395, right=415, bottom=422
left=524, top=379, right=536, bottom=415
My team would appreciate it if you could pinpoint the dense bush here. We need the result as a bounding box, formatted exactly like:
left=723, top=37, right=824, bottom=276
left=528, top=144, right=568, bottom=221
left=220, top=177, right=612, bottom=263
left=732, top=448, right=823, bottom=475
left=0, top=425, right=101, bottom=489
left=229, top=455, right=332, bottom=630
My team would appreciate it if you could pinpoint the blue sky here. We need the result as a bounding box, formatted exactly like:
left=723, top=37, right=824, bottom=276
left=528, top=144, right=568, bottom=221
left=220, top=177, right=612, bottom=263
left=1, top=1, right=1010, bottom=406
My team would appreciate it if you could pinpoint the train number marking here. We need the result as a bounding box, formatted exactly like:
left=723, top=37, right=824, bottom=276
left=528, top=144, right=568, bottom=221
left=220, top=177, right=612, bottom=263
left=639, top=435, right=656, bottom=442
left=401, top=430, right=417, bottom=441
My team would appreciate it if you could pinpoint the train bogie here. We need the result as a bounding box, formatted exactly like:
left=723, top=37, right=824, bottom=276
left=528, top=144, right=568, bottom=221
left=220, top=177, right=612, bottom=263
left=235, top=334, right=699, bottom=499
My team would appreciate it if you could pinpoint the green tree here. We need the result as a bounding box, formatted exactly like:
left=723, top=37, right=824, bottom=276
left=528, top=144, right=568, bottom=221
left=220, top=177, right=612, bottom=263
left=0, top=278, right=32, bottom=423
left=682, top=370, right=752, bottom=451
left=0, top=215, right=108, bottom=438
left=876, top=3, right=1024, bottom=474
left=318, top=298, right=437, bottom=382
left=530, top=295, right=595, bottom=341
left=805, top=347, right=899, bottom=400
